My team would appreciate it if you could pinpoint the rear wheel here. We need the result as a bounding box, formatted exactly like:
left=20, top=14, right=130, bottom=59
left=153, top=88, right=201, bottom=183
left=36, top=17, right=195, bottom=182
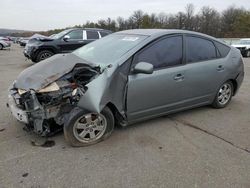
left=36, top=50, right=54, bottom=62
left=64, top=107, right=114, bottom=147
left=0, top=44, right=3, bottom=50
left=212, top=81, right=234, bottom=108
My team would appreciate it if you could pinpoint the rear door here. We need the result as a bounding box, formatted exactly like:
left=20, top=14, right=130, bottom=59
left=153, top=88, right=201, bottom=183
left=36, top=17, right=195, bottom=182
left=85, top=30, right=100, bottom=43
left=182, top=35, right=228, bottom=103
left=127, top=35, right=187, bottom=121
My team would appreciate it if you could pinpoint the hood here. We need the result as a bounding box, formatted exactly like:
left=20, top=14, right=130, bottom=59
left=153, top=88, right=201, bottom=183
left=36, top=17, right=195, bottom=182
left=30, top=34, right=53, bottom=42
left=15, top=53, right=98, bottom=91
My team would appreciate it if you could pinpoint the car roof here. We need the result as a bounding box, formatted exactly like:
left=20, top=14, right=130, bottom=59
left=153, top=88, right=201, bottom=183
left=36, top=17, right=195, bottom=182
left=65, top=28, right=111, bottom=32
left=116, top=29, right=228, bottom=46
left=117, top=29, right=213, bottom=38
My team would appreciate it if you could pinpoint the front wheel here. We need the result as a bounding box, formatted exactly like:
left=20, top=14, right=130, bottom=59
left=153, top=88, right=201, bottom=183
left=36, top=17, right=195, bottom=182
left=0, top=44, right=3, bottom=50
left=212, top=81, right=234, bottom=108
left=36, top=50, right=54, bottom=62
left=64, top=107, right=114, bottom=147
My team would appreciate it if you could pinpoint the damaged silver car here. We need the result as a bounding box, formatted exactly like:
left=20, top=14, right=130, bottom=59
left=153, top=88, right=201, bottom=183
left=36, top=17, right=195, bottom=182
left=8, top=29, right=244, bottom=146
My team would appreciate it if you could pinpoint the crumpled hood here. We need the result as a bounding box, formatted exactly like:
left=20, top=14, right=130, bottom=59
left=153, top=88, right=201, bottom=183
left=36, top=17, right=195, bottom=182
left=15, top=53, right=97, bottom=91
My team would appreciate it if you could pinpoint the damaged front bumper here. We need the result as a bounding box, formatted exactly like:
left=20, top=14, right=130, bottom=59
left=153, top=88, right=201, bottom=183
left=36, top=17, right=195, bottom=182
left=7, top=86, right=74, bottom=136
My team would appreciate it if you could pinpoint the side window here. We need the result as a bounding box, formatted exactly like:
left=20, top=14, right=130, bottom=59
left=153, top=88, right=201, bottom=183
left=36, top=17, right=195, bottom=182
left=186, top=36, right=217, bottom=63
left=99, top=31, right=109, bottom=37
left=136, top=36, right=183, bottom=69
left=67, top=30, right=83, bottom=40
left=86, top=31, right=99, bottom=39
left=214, top=41, right=231, bottom=58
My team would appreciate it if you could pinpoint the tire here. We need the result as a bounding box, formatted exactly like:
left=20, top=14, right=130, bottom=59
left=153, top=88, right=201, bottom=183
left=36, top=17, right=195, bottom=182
left=247, top=50, right=250, bottom=58
left=36, top=50, right=54, bottom=62
left=64, top=107, right=114, bottom=147
left=212, top=81, right=234, bottom=109
left=0, top=44, right=3, bottom=50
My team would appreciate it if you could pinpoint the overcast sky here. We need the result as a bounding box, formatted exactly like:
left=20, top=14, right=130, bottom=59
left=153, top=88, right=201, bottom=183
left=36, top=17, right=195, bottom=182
left=0, top=0, right=250, bottom=31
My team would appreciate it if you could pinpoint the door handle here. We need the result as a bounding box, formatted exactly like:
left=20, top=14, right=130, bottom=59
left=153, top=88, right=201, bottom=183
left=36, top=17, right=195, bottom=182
left=217, top=65, right=224, bottom=71
left=174, top=74, right=184, bottom=81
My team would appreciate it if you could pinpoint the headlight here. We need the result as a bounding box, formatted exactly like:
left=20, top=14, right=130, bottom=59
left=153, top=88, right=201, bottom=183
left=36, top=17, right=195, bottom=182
left=18, top=88, right=27, bottom=95
left=38, top=82, right=60, bottom=93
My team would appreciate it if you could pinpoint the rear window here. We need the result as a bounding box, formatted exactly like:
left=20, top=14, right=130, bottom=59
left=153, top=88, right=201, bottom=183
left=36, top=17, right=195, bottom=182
left=214, top=41, right=231, bottom=58
left=86, top=31, right=99, bottom=39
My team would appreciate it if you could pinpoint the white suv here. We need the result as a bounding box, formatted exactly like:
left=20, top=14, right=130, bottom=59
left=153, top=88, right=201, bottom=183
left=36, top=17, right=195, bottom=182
left=232, top=38, right=250, bottom=57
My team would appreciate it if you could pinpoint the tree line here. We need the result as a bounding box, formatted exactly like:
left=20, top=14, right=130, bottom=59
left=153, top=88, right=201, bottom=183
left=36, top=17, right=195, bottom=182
left=12, top=4, right=250, bottom=38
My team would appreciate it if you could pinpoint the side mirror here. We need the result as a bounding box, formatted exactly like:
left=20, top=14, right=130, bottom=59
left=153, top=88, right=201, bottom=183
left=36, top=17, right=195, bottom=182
left=132, top=62, right=154, bottom=74
left=63, top=35, right=70, bottom=41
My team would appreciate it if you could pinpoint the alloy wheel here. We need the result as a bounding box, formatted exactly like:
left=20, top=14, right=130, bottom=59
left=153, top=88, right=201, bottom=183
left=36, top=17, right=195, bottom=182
left=40, top=52, right=52, bottom=60
left=217, top=83, right=232, bottom=105
left=73, top=113, right=107, bottom=143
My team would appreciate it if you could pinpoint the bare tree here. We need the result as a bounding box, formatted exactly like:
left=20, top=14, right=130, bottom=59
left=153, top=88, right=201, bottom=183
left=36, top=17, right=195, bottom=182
left=132, top=10, right=144, bottom=28
left=185, top=3, right=195, bottom=30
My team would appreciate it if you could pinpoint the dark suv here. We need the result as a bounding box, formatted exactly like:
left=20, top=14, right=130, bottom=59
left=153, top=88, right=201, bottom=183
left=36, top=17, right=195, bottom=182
left=24, top=28, right=112, bottom=63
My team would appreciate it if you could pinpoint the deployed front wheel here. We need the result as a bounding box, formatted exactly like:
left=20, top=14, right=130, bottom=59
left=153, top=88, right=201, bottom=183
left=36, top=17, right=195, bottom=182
left=212, top=81, right=234, bottom=108
left=64, top=107, right=114, bottom=147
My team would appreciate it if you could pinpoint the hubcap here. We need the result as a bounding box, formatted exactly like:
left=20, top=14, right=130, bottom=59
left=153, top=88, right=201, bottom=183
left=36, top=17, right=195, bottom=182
left=218, top=83, right=232, bottom=105
left=40, top=52, right=52, bottom=60
left=73, top=113, right=107, bottom=143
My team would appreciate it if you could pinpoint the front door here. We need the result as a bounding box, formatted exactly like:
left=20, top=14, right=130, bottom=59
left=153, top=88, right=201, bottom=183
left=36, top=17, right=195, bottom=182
left=126, top=35, right=186, bottom=121
left=59, top=29, right=86, bottom=52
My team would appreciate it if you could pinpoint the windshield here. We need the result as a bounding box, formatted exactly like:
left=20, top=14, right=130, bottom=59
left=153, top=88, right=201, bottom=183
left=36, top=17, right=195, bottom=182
left=51, top=30, right=70, bottom=39
left=73, top=34, right=147, bottom=65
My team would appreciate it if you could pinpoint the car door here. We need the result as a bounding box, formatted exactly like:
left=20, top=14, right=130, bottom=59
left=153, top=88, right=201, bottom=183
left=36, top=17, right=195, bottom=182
left=85, top=30, right=100, bottom=44
left=182, top=35, right=227, bottom=103
left=58, top=29, right=85, bottom=52
left=126, top=35, right=187, bottom=122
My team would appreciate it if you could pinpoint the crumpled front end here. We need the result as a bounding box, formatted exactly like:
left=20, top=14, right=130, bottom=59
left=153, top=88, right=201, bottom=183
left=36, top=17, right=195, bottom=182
left=8, top=63, right=100, bottom=136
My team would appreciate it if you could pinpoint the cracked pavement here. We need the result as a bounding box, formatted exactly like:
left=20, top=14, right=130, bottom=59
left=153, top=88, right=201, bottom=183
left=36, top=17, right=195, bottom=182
left=0, top=45, right=250, bottom=188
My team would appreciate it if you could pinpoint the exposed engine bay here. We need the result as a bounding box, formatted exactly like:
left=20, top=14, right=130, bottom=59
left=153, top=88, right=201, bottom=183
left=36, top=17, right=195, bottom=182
left=9, top=64, right=100, bottom=136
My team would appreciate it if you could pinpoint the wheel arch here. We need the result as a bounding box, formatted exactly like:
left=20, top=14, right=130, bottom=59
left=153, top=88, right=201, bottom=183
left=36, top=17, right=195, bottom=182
left=228, top=79, right=238, bottom=96
left=36, top=46, right=57, bottom=54
left=105, top=102, right=126, bottom=126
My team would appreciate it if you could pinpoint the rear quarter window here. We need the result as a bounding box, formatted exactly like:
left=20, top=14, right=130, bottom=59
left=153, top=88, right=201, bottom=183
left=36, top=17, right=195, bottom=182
left=214, top=41, right=231, bottom=58
left=100, top=31, right=109, bottom=37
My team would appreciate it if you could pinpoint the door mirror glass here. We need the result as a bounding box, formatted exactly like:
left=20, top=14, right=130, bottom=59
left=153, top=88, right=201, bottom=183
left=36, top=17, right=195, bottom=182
left=63, top=35, right=70, bottom=41
left=132, top=62, right=153, bottom=74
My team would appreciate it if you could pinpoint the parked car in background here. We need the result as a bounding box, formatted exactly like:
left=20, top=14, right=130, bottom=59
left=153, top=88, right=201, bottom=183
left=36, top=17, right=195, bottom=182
left=24, top=28, right=112, bottom=63
left=232, top=38, right=250, bottom=57
left=8, top=29, right=244, bottom=146
left=0, top=37, right=11, bottom=50
left=19, top=38, right=30, bottom=47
